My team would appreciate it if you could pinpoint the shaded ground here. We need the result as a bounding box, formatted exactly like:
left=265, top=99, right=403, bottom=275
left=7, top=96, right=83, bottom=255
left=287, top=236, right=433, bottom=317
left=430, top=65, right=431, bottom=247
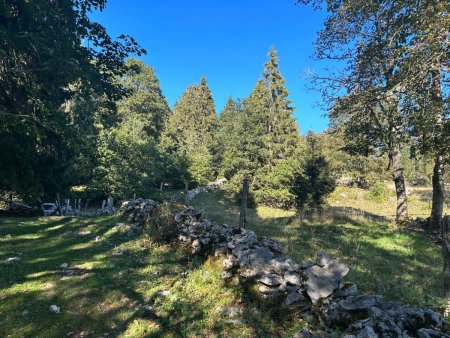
left=0, top=216, right=305, bottom=337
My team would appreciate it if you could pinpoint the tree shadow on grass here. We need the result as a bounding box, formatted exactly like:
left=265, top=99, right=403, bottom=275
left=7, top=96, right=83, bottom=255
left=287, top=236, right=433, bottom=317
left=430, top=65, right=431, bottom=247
left=192, top=191, right=443, bottom=309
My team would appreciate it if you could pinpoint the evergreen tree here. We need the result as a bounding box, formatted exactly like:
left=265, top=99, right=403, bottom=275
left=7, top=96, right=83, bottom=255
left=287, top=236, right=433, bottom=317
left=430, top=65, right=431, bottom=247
left=251, top=49, right=301, bottom=207
left=0, top=0, right=144, bottom=202
left=94, top=59, right=171, bottom=198
left=291, top=132, right=336, bottom=216
left=220, top=48, right=301, bottom=208
left=161, top=76, right=218, bottom=185
left=117, top=59, right=171, bottom=141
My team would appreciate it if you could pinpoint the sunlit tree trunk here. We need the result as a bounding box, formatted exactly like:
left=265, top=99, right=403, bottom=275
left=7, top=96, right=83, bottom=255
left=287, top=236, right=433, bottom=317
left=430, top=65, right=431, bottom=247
left=389, top=147, right=408, bottom=223
left=430, top=155, right=446, bottom=230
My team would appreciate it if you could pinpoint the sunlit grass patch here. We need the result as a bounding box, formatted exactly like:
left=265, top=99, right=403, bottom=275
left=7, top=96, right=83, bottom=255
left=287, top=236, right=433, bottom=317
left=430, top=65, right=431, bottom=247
left=191, top=188, right=445, bottom=311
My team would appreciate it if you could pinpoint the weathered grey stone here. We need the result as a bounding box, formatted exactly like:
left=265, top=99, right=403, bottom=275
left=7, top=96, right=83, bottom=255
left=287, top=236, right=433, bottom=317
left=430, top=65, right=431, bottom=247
left=316, top=252, right=332, bottom=267
left=334, top=283, right=358, bottom=298
left=284, top=271, right=302, bottom=286
left=339, top=295, right=383, bottom=311
left=267, top=258, right=293, bottom=273
left=258, top=273, right=282, bottom=286
left=417, top=328, right=450, bottom=338
left=223, top=255, right=238, bottom=270
left=285, top=292, right=305, bottom=306
left=305, top=258, right=349, bottom=304
left=236, top=247, right=274, bottom=271
left=260, top=237, right=283, bottom=253
left=287, top=285, right=301, bottom=293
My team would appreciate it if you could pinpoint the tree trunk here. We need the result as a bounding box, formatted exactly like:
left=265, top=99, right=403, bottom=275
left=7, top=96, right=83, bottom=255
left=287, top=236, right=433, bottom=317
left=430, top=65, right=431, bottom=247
left=56, top=193, right=63, bottom=216
left=239, top=178, right=249, bottom=228
left=389, top=147, right=408, bottom=223
left=430, top=155, right=446, bottom=230
left=443, top=216, right=450, bottom=317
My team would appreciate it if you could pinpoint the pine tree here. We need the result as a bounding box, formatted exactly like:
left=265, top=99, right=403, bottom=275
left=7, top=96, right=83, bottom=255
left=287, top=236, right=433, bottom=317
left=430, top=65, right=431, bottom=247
left=117, top=58, right=171, bottom=141
left=161, top=76, right=218, bottom=185
left=221, top=48, right=301, bottom=208
left=252, top=49, right=301, bottom=207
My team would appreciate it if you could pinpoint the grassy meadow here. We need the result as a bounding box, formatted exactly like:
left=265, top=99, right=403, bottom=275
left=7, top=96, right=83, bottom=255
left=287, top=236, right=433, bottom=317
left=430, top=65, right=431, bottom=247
left=0, top=216, right=303, bottom=337
left=0, top=183, right=448, bottom=337
left=190, top=185, right=449, bottom=309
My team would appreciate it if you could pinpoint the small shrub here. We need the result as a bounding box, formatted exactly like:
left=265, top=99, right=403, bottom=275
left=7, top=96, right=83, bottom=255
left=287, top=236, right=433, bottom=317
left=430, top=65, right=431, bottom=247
left=367, top=181, right=389, bottom=203
left=290, top=155, right=336, bottom=215
left=144, top=202, right=180, bottom=243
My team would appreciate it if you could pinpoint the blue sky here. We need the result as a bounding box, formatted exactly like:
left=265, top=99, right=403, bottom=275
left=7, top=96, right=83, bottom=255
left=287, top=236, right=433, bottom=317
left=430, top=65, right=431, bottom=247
left=90, top=0, right=329, bottom=133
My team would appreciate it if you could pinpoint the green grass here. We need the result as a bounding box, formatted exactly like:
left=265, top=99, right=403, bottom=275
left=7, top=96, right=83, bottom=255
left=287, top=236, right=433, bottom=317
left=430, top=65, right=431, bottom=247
left=0, top=184, right=447, bottom=336
left=191, top=188, right=446, bottom=310
left=0, top=216, right=307, bottom=337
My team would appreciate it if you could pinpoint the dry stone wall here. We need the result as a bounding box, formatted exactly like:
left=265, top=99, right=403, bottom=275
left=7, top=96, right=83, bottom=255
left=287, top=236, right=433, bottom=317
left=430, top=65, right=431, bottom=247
left=119, top=199, right=449, bottom=338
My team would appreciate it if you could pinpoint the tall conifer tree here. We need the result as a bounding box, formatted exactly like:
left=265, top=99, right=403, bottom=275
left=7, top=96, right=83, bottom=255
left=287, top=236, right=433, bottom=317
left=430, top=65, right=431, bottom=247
left=161, top=76, right=218, bottom=185
left=222, top=48, right=301, bottom=207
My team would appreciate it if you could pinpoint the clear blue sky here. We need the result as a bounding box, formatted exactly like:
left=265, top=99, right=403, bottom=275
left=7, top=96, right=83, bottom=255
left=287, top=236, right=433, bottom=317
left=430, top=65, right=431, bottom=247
left=90, top=0, right=329, bottom=133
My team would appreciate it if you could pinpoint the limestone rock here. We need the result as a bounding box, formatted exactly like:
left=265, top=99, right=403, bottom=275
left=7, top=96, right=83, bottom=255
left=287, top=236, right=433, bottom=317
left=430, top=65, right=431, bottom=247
left=285, top=292, right=305, bottom=306
left=316, top=252, right=332, bottom=267
left=305, top=258, right=349, bottom=304
left=258, top=273, right=282, bottom=286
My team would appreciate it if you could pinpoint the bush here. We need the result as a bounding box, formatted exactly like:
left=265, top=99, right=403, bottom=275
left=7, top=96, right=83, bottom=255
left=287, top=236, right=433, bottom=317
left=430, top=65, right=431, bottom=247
left=290, top=154, right=336, bottom=215
left=144, top=202, right=180, bottom=243
left=367, top=181, right=389, bottom=203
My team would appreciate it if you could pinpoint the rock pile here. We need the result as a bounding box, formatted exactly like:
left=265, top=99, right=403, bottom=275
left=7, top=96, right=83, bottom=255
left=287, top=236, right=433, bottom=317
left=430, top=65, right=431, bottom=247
left=119, top=198, right=159, bottom=236
left=186, top=178, right=228, bottom=200
left=119, top=201, right=449, bottom=337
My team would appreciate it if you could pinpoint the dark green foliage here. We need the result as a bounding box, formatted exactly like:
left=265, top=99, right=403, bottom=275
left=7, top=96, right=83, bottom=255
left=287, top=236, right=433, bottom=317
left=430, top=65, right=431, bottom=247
left=93, top=59, right=173, bottom=198
left=0, top=0, right=144, bottom=201
left=144, top=202, right=181, bottom=243
left=220, top=49, right=301, bottom=208
left=290, top=133, right=336, bottom=213
left=161, top=76, right=218, bottom=185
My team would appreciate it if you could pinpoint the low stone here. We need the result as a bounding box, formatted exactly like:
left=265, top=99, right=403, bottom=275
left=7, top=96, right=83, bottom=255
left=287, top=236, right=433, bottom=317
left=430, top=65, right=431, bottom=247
left=417, top=328, right=450, bottom=338
left=3, top=257, right=20, bottom=264
left=236, top=247, right=274, bottom=271
left=49, top=305, right=61, bottom=314
left=284, top=271, right=302, bottom=286
left=305, top=258, right=349, bottom=304
left=258, top=273, right=282, bottom=286
left=223, top=255, right=238, bottom=270
left=278, top=281, right=288, bottom=292
left=21, top=310, right=29, bottom=316
left=334, top=283, right=358, bottom=298
left=286, top=285, right=301, bottom=293
left=267, top=258, right=292, bottom=273
left=285, top=292, right=305, bottom=306
left=258, top=285, right=272, bottom=294
left=338, top=295, right=383, bottom=311
left=214, top=246, right=228, bottom=257
left=260, top=237, right=283, bottom=253
left=296, top=261, right=315, bottom=270
left=60, top=263, right=69, bottom=269
left=316, top=252, right=332, bottom=267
